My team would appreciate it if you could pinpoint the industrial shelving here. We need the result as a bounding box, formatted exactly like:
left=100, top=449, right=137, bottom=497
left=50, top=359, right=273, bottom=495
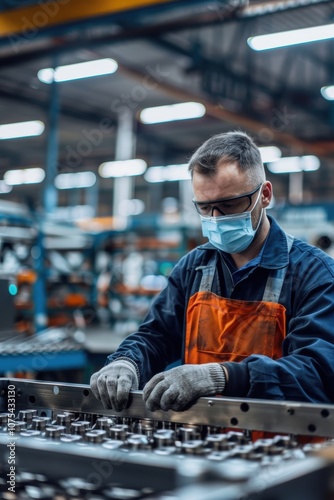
left=92, top=220, right=205, bottom=338
left=0, top=201, right=89, bottom=377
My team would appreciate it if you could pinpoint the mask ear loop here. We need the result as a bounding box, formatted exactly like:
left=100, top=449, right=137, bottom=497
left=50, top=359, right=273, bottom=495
left=252, top=183, right=264, bottom=232
left=253, top=183, right=264, bottom=209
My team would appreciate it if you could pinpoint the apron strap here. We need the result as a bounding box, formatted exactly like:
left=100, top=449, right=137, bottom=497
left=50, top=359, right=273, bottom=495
left=196, top=233, right=294, bottom=302
left=262, top=233, right=294, bottom=303
left=196, top=254, right=218, bottom=292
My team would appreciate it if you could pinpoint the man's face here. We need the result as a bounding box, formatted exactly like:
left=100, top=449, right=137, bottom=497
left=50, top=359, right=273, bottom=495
left=192, top=161, right=271, bottom=230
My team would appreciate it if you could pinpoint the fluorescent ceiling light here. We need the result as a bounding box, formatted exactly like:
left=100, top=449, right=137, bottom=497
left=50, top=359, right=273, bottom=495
left=259, top=146, right=282, bottom=163
left=99, top=159, right=147, bottom=178
left=144, top=164, right=191, bottom=183
left=55, top=171, right=96, bottom=189
left=321, top=85, right=334, bottom=101
left=0, top=181, right=12, bottom=193
left=248, top=23, right=334, bottom=51
left=0, top=120, right=44, bottom=140
left=267, top=155, right=320, bottom=174
left=140, top=102, right=206, bottom=124
left=38, top=58, right=118, bottom=84
left=119, top=199, right=145, bottom=216
left=4, top=167, right=45, bottom=185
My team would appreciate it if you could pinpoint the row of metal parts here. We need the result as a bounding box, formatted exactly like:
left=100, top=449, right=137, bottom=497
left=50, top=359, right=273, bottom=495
left=0, top=409, right=329, bottom=462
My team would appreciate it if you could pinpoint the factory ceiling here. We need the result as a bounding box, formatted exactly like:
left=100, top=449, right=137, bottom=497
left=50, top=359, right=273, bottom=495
left=0, top=0, right=334, bottom=213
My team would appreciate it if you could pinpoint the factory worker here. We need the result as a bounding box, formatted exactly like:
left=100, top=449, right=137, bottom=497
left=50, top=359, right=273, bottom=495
left=91, top=130, right=334, bottom=412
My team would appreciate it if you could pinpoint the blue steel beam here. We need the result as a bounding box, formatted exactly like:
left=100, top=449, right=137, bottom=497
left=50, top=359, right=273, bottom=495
left=0, top=350, right=86, bottom=372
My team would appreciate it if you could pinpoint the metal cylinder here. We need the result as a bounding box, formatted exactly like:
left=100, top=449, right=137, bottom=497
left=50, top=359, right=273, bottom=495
left=153, top=429, right=175, bottom=448
left=45, top=425, right=66, bottom=439
left=85, top=429, right=107, bottom=443
left=70, top=421, right=91, bottom=435
left=18, top=409, right=37, bottom=427
left=13, top=421, right=27, bottom=433
left=127, top=433, right=151, bottom=450
left=178, top=425, right=201, bottom=442
left=110, top=424, right=129, bottom=441
left=32, top=417, right=51, bottom=432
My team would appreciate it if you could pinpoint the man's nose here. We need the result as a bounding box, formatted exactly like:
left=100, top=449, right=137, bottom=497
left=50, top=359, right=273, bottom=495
left=211, top=206, right=225, bottom=217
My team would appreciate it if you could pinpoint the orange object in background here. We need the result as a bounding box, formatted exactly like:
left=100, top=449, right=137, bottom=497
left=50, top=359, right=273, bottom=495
left=63, top=293, right=88, bottom=307
left=48, top=293, right=88, bottom=308
left=17, top=269, right=36, bottom=284
left=48, top=314, right=73, bottom=327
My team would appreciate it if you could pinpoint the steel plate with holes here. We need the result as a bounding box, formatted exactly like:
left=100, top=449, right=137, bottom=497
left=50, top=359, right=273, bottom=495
left=1, top=378, right=334, bottom=437
left=1, top=378, right=334, bottom=500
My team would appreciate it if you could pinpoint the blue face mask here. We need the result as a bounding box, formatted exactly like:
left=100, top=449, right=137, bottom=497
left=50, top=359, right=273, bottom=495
left=200, top=187, right=263, bottom=254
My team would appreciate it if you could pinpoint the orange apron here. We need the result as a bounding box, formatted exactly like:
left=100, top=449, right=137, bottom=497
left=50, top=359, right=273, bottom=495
left=185, top=235, right=294, bottom=365
left=185, top=234, right=294, bottom=441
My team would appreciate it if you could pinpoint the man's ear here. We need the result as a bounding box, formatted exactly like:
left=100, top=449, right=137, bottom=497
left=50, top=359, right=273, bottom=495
left=262, top=181, right=272, bottom=208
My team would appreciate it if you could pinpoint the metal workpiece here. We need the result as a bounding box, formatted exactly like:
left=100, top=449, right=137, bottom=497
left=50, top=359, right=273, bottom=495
left=70, top=420, right=91, bottom=435
left=18, top=409, right=37, bottom=421
left=45, top=425, right=66, bottom=439
left=1, top=378, right=334, bottom=437
left=1, top=378, right=334, bottom=499
left=0, top=432, right=331, bottom=500
left=31, top=416, right=50, bottom=431
left=13, top=421, right=27, bottom=433
left=85, top=429, right=107, bottom=443
left=95, top=416, right=116, bottom=431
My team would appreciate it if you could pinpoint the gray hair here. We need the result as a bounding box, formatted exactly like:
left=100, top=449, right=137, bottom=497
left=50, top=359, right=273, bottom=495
left=188, top=130, right=265, bottom=184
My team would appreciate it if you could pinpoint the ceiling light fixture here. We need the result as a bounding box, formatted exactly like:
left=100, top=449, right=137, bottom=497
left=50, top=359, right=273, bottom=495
left=0, top=181, right=12, bottom=193
left=4, top=167, right=45, bottom=185
left=321, top=85, right=334, bottom=101
left=247, top=23, right=334, bottom=51
left=99, top=159, right=147, bottom=178
left=267, top=155, right=320, bottom=174
left=144, top=164, right=191, bottom=183
left=140, top=102, right=206, bottom=124
left=259, top=146, right=282, bottom=163
left=55, top=171, right=96, bottom=189
left=0, top=120, right=45, bottom=140
left=37, top=58, right=118, bottom=84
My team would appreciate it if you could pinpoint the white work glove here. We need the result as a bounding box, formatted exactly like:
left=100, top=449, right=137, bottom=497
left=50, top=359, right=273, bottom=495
left=90, top=359, right=139, bottom=411
left=143, top=363, right=226, bottom=412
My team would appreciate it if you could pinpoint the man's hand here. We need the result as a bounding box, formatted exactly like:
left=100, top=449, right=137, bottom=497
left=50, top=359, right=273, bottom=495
left=143, top=363, right=226, bottom=412
left=90, top=360, right=138, bottom=411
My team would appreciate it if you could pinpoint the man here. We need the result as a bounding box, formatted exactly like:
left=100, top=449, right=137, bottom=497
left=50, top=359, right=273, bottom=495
left=91, top=131, right=334, bottom=412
